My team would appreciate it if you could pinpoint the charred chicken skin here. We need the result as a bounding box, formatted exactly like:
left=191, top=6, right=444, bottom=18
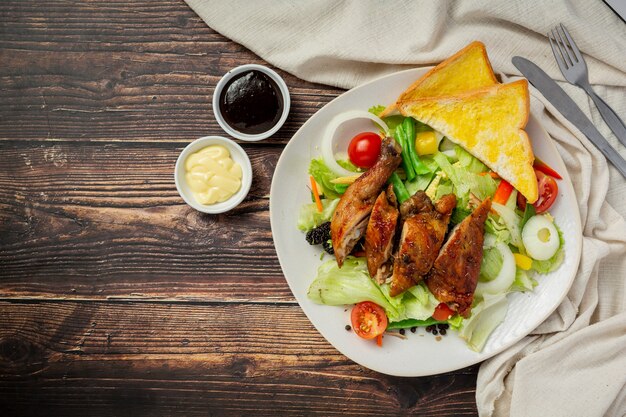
left=331, top=136, right=402, bottom=267
left=364, top=185, right=399, bottom=283
left=389, top=192, right=457, bottom=296
left=426, top=197, right=492, bottom=317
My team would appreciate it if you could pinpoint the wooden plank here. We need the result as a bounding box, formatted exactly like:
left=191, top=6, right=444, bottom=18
left=0, top=0, right=342, bottom=144
left=0, top=300, right=478, bottom=416
left=0, top=141, right=300, bottom=301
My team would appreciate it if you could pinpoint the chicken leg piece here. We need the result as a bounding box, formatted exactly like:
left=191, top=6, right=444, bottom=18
left=331, top=137, right=402, bottom=267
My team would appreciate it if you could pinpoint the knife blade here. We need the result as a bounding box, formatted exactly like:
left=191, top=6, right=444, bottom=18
left=512, top=56, right=626, bottom=178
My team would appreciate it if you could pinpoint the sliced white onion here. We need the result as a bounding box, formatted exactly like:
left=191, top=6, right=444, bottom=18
left=441, top=149, right=457, bottom=158
left=475, top=240, right=516, bottom=297
left=434, top=131, right=445, bottom=148
left=522, top=215, right=559, bottom=261
left=322, top=110, right=389, bottom=176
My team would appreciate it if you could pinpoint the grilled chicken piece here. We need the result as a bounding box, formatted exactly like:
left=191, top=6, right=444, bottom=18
left=364, top=185, right=399, bottom=283
left=426, top=198, right=492, bottom=317
left=390, top=192, right=457, bottom=296
left=331, top=137, right=402, bottom=267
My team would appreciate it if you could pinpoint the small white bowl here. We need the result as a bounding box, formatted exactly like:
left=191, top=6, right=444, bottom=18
left=212, top=64, right=290, bottom=141
left=175, top=136, right=252, bottom=214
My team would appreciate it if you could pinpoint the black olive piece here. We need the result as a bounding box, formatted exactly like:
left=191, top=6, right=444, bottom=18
left=410, top=327, right=417, bottom=333
left=345, top=325, right=351, bottom=331
left=440, top=329, right=447, bottom=336
left=399, top=329, right=405, bottom=335
left=432, top=329, right=438, bottom=335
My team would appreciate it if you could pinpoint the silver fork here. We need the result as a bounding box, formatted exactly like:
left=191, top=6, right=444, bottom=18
left=548, top=23, right=626, bottom=148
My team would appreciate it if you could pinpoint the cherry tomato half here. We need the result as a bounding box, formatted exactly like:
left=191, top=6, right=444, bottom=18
left=517, top=170, right=559, bottom=213
left=351, top=301, right=388, bottom=339
left=347, top=132, right=382, bottom=169
left=432, top=302, right=455, bottom=322
left=534, top=170, right=558, bottom=214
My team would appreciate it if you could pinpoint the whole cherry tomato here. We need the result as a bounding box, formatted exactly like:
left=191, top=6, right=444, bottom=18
left=347, top=132, right=382, bottom=168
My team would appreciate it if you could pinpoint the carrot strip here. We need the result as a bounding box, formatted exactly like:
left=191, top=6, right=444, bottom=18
left=479, top=171, right=500, bottom=179
left=310, top=176, right=323, bottom=213
left=376, top=334, right=383, bottom=347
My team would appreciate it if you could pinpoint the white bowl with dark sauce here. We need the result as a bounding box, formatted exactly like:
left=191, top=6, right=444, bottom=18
left=213, top=64, right=290, bottom=141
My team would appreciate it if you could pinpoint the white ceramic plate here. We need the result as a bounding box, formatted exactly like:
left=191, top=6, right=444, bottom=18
left=269, top=68, right=582, bottom=377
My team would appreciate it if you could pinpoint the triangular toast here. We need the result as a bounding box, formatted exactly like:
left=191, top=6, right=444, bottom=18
left=380, top=41, right=498, bottom=117
left=397, top=80, right=538, bottom=203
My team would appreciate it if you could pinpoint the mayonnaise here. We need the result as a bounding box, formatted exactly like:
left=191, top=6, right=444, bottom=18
left=185, top=145, right=243, bottom=205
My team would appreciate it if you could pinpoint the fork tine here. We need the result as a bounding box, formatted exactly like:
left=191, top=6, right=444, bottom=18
left=559, top=23, right=583, bottom=63
left=556, top=25, right=578, bottom=64
left=554, top=27, right=574, bottom=67
left=551, top=28, right=572, bottom=68
left=548, top=33, right=568, bottom=74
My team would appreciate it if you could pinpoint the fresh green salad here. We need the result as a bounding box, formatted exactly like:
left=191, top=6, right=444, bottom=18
left=298, top=106, right=564, bottom=351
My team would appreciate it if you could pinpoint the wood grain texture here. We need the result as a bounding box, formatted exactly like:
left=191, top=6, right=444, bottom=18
left=0, top=0, right=341, bottom=145
left=0, top=301, right=478, bottom=416
left=0, top=141, right=296, bottom=301
left=0, top=0, right=480, bottom=415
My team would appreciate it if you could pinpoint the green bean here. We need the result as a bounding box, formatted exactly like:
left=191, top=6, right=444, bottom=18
left=388, top=172, right=410, bottom=203
left=403, top=117, right=430, bottom=175
left=394, top=125, right=416, bottom=182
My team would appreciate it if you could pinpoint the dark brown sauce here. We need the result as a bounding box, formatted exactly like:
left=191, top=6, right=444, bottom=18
left=219, top=70, right=283, bottom=134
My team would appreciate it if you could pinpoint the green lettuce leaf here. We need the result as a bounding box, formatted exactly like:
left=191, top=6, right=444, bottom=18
left=401, top=284, right=440, bottom=321
left=307, top=257, right=402, bottom=320
left=297, top=198, right=339, bottom=231
left=308, top=158, right=346, bottom=199
left=307, top=258, right=441, bottom=322
left=485, top=213, right=512, bottom=244
left=459, top=293, right=509, bottom=352
left=509, top=269, right=538, bottom=293
left=368, top=105, right=386, bottom=116
left=454, top=145, right=488, bottom=173
left=387, top=317, right=443, bottom=330
left=432, top=152, right=497, bottom=208
left=368, top=105, right=404, bottom=132
left=491, top=202, right=524, bottom=250
left=479, top=246, right=503, bottom=282
left=405, top=172, right=434, bottom=195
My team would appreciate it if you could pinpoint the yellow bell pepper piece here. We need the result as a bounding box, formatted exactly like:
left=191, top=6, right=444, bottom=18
left=415, top=131, right=438, bottom=155
left=514, top=253, right=533, bottom=270
left=329, top=174, right=362, bottom=185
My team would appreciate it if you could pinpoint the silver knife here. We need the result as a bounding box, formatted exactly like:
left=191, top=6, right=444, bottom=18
left=512, top=56, right=626, bottom=178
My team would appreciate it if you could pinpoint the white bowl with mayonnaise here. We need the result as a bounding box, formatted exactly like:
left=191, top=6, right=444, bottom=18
left=175, top=136, right=252, bottom=214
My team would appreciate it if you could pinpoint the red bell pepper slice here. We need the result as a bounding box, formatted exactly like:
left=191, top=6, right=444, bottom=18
left=533, top=157, right=562, bottom=180
left=493, top=179, right=514, bottom=205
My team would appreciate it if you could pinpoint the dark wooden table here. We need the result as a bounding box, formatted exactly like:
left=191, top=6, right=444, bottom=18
left=0, top=1, right=479, bottom=415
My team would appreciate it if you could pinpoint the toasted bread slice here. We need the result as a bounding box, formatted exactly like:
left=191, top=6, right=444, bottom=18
left=380, top=41, right=498, bottom=118
left=398, top=80, right=538, bottom=203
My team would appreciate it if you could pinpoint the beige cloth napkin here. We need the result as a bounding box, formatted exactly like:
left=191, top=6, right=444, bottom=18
left=185, top=1, right=626, bottom=415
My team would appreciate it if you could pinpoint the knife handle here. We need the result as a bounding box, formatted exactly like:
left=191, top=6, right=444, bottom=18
left=585, top=124, right=626, bottom=178
left=584, top=86, right=626, bottom=149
